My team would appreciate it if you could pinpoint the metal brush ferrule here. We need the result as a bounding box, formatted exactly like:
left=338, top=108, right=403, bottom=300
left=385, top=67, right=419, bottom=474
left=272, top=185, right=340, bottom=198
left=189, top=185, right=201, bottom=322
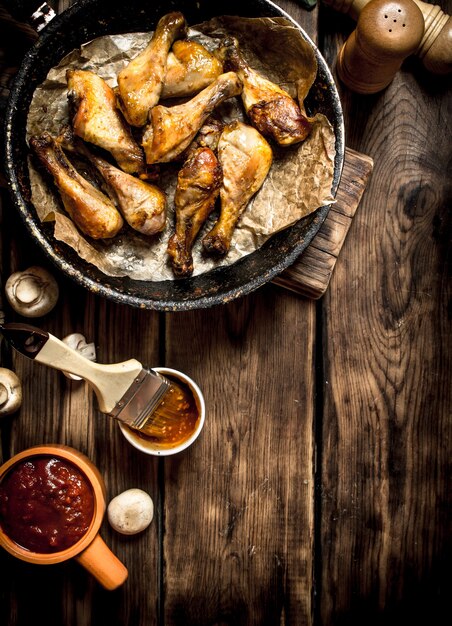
left=108, top=369, right=171, bottom=430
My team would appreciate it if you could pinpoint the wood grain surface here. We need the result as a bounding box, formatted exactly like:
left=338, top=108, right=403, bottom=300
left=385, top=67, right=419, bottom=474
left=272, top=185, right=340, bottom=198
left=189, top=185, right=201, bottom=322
left=319, top=1, right=452, bottom=623
left=0, top=1, right=450, bottom=625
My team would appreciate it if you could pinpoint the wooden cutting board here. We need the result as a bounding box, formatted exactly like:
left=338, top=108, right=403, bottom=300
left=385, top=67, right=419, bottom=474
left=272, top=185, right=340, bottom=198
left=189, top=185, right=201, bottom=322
left=273, top=147, right=374, bottom=298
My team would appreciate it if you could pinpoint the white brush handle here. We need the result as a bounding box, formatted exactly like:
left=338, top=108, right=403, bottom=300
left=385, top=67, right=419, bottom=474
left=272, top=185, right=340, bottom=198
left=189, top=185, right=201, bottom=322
left=35, top=333, right=143, bottom=413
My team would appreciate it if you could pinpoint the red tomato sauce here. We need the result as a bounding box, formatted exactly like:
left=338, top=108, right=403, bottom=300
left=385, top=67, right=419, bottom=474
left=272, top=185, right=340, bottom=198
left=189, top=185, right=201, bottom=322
left=0, top=455, right=94, bottom=553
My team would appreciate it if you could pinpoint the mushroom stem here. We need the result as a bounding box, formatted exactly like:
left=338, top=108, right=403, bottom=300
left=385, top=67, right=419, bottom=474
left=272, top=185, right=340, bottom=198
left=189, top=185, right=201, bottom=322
left=14, top=275, right=45, bottom=305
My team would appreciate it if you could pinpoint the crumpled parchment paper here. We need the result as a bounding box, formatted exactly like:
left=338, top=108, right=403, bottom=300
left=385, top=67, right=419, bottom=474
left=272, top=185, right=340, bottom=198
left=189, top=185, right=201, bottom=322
left=27, top=16, right=336, bottom=281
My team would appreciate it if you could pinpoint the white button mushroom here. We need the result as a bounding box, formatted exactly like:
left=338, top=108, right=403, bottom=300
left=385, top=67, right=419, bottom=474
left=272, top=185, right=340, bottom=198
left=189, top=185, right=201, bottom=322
left=5, top=266, right=59, bottom=317
left=0, top=368, right=22, bottom=417
left=62, top=333, right=97, bottom=380
left=107, top=489, right=154, bottom=535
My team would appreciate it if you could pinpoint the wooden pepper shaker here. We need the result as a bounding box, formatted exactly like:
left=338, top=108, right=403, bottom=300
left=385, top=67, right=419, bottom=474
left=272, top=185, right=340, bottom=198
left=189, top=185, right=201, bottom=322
left=336, top=0, right=425, bottom=93
left=325, top=0, right=452, bottom=74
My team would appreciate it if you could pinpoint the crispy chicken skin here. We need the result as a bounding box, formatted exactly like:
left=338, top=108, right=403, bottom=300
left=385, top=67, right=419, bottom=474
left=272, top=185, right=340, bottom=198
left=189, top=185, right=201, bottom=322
left=167, top=147, right=222, bottom=277
left=56, top=127, right=167, bottom=236
left=89, top=156, right=166, bottom=236
left=203, top=121, right=272, bottom=255
left=161, top=40, right=223, bottom=99
left=30, top=133, right=123, bottom=240
left=142, top=71, right=242, bottom=165
left=66, top=69, right=145, bottom=175
left=180, top=114, right=225, bottom=161
left=117, top=12, right=187, bottom=127
left=78, top=146, right=167, bottom=236
left=219, top=37, right=312, bottom=146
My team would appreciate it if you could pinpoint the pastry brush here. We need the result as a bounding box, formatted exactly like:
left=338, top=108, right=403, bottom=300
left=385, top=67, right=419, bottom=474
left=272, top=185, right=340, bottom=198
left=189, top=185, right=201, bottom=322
left=0, top=322, right=190, bottom=438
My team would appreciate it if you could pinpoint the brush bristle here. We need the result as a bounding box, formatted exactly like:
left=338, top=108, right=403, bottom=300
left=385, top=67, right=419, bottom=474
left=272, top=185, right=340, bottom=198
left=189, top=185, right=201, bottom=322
left=139, top=379, right=198, bottom=442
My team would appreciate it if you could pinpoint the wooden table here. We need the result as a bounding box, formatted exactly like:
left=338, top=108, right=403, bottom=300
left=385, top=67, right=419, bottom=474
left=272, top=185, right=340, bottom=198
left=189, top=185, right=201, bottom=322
left=0, top=1, right=450, bottom=624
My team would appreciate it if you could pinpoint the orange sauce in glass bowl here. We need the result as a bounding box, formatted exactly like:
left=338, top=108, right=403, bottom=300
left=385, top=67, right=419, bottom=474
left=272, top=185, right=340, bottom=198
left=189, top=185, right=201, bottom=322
left=0, top=455, right=94, bottom=553
left=129, top=376, right=200, bottom=448
left=118, top=367, right=205, bottom=456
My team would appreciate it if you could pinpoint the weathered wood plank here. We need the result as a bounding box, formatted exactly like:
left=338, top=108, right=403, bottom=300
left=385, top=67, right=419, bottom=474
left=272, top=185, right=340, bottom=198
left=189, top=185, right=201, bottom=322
left=160, top=5, right=320, bottom=623
left=319, top=2, right=452, bottom=621
left=163, top=286, right=316, bottom=625
left=90, top=303, right=161, bottom=626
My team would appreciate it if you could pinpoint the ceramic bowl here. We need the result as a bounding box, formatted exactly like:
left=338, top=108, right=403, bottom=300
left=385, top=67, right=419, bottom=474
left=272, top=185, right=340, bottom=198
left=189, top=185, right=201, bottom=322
left=0, top=444, right=128, bottom=590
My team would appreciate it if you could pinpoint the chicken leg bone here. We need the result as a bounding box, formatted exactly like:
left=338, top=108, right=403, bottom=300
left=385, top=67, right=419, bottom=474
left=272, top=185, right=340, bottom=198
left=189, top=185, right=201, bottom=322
left=142, top=71, right=242, bottom=165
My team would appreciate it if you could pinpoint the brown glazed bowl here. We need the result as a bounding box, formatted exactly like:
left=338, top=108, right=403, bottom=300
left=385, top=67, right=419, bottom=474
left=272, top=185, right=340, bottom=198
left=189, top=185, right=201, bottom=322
left=0, top=444, right=128, bottom=590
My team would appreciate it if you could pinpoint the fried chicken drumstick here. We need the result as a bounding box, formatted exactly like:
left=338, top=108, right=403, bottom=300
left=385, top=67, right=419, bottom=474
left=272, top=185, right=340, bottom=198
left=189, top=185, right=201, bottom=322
left=142, top=71, right=242, bottom=165
left=161, top=39, right=223, bottom=99
left=77, top=145, right=167, bottom=236
left=203, top=121, right=272, bottom=255
left=67, top=69, right=145, bottom=175
left=30, top=132, right=124, bottom=240
left=117, top=12, right=187, bottom=127
left=219, top=37, right=313, bottom=146
left=167, top=147, right=222, bottom=277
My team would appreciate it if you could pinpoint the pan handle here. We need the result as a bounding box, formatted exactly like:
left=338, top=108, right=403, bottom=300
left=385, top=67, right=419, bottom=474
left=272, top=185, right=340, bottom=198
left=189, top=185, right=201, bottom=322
left=0, top=0, right=56, bottom=31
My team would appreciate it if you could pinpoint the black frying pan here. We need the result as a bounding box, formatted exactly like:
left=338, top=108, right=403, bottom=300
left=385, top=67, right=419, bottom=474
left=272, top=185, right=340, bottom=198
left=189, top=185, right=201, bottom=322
left=4, top=0, right=344, bottom=311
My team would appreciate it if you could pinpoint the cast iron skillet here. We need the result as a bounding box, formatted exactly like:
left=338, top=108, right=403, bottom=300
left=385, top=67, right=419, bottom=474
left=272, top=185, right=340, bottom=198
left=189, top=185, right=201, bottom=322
left=4, top=0, right=344, bottom=311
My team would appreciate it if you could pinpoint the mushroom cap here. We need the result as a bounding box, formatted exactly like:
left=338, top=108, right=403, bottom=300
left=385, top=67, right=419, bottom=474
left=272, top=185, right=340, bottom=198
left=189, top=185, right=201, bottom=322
left=62, top=333, right=96, bottom=380
left=0, top=367, right=22, bottom=417
left=5, top=266, right=59, bottom=318
left=107, top=488, right=154, bottom=535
